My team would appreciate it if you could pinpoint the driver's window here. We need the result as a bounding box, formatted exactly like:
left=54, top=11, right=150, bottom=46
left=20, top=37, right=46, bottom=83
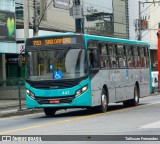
left=88, top=41, right=99, bottom=69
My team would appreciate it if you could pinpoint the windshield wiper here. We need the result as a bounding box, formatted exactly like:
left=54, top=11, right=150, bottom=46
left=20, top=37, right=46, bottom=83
left=36, top=48, right=48, bottom=62
left=56, top=46, right=71, bottom=60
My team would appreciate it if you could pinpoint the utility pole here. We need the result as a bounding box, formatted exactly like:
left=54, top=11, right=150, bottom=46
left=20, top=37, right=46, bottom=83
left=23, top=0, right=29, bottom=39
left=138, top=1, right=160, bottom=41
left=33, top=0, right=39, bottom=76
left=40, top=0, right=47, bottom=21
left=138, top=1, right=141, bottom=40
left=33, top=0, right=39, bottom=36
left=74, top=0, right=81, bottom=33
left=73, top=0, right=84, bottom=33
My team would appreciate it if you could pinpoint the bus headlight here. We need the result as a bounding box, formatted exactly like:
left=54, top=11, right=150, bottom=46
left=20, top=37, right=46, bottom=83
left=75, top=85, right=88, bottom=97
left=26, top=89, right=35, bottom=99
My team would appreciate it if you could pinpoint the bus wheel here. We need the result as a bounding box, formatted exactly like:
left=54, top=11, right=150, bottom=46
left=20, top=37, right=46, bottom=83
left=130, top=85, right=139, bottom=106
left=97, top=89, right=108, bottom=113
left=44, top=108, right=56, bottom=117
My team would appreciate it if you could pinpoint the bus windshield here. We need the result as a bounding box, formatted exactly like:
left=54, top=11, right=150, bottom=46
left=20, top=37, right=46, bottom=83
left=26, top=47, right=87, bottom=81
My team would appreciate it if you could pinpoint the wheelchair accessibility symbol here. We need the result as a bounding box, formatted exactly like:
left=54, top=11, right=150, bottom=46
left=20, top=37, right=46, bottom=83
left=54, top=71, right=62, bottom=80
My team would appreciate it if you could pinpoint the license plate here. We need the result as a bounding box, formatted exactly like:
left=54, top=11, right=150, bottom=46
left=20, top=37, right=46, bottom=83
left=49, top=100, right=60, bottom=104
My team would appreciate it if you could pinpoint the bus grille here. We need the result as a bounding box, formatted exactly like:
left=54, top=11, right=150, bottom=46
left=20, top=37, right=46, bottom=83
left=35, top=96, right=75, bottom=104
left=32, top=82, right=77, bottom=89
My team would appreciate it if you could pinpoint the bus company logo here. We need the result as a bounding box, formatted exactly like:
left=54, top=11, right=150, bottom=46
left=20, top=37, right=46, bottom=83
left=44, top=91, right=51, bottom=96
left=2, top=136, right=11, bottom=141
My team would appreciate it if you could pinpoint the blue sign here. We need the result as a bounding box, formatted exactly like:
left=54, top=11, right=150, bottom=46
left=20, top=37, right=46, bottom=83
left=126, top=69, right=128, bottom=79
left=50, top=65, right=53, bottom=70
left=54, top=71, right=62, bottom=80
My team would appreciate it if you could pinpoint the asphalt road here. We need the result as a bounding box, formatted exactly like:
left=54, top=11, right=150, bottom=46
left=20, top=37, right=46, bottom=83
left=0, top=94, right=160, bottom=144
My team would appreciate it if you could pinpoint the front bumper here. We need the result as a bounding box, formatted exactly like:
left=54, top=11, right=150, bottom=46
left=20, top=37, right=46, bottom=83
left=26, top=89, right=92, bottom=109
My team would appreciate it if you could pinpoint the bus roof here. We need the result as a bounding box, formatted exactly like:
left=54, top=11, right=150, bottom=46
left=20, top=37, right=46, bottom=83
left=83, top=34, right=150, bottom=47
left=32, top=33, right=150, bottom=47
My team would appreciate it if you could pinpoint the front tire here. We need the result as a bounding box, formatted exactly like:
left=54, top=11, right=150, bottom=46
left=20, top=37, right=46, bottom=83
left=97, top=89, right=108, bottom=113
left=44, top=108, right=57, bottom=117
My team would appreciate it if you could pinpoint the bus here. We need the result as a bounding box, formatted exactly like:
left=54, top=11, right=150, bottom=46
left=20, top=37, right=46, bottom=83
left=25, top=33, right=151, bottom=116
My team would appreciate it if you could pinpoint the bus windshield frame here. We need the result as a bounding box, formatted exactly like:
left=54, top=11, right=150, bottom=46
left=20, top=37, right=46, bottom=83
left=25, top=35, right=88, bottom=82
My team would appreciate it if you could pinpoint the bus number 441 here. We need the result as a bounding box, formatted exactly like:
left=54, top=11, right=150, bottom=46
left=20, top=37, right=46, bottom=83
left=62, top=91, right=70, bottom=95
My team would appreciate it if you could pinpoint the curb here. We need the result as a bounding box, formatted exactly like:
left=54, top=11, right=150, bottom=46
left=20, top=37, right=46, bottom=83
left=0, top=104, right=26, bottom=110
left=0, top=109, right=43, bottom=118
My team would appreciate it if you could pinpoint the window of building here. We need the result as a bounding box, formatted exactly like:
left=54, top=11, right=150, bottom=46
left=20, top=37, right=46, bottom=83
left=15, top=2, right=23, bottom=20
left=0, top=0, right=15, bottom=12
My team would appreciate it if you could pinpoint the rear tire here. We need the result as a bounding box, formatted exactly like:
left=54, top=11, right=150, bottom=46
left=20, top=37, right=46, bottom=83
left=44, top=108, right=57, bottom=117
left=123, top=85, right=139, bottom=107
left=97, top=88, right=108, bottom=113
left=131, top=85, right=139, bottom=106
left=152, top=87, right=155, bottom=93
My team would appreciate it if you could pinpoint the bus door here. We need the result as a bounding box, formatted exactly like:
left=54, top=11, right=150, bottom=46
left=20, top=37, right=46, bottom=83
left=115, top=44, right=128, bottom=102
left=108, top=44, right=120, bottom=102
left=88, top=41, right=102, bottom=106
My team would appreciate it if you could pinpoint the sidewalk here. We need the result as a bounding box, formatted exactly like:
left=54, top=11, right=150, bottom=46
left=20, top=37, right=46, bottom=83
left=0, top=100, right=43, bottom=118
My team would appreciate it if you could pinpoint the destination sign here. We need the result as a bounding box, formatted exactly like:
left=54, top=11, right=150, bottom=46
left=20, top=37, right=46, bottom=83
left=27, top=37, right=77, bottom=47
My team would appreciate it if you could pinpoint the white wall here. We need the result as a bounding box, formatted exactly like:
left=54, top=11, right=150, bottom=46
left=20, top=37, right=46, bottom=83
left=16, top=29, right=61, bottom=40
left=149, top=0, right=160, bottom=49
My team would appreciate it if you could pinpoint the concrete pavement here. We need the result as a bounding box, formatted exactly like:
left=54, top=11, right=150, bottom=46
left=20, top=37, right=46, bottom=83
left=0, top=99, right=43, bottom=118
left=0, top=93, right=158, bottom=118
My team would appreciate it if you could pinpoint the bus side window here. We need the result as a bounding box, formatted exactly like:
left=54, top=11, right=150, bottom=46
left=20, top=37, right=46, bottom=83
left=99, top=43, right=110, bottom=69
left=117, top=44, right=127, bottom=68
left=134, top=46, right=141, bottom=68
left=108, top=45, right=118, bottom=68
left=126, top=45, right=135, bottom=68
left=88, top=41, right=99, bottom=69
left=140, top=47, right=147, bottom=68
left=89, top=49, right=99, bottom=69
left=144, top=47, right=149, bottom=67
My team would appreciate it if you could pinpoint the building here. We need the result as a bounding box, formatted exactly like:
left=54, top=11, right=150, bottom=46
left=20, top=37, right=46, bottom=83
left=84, top=0, right=129, bottom=39
left=16, top=0, right=75, bottom=32
left=129, top=0, right=158, bottom=71
left=0, top=0, right=129, bottom=86
left=148, top=0, right=160, bottom=71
